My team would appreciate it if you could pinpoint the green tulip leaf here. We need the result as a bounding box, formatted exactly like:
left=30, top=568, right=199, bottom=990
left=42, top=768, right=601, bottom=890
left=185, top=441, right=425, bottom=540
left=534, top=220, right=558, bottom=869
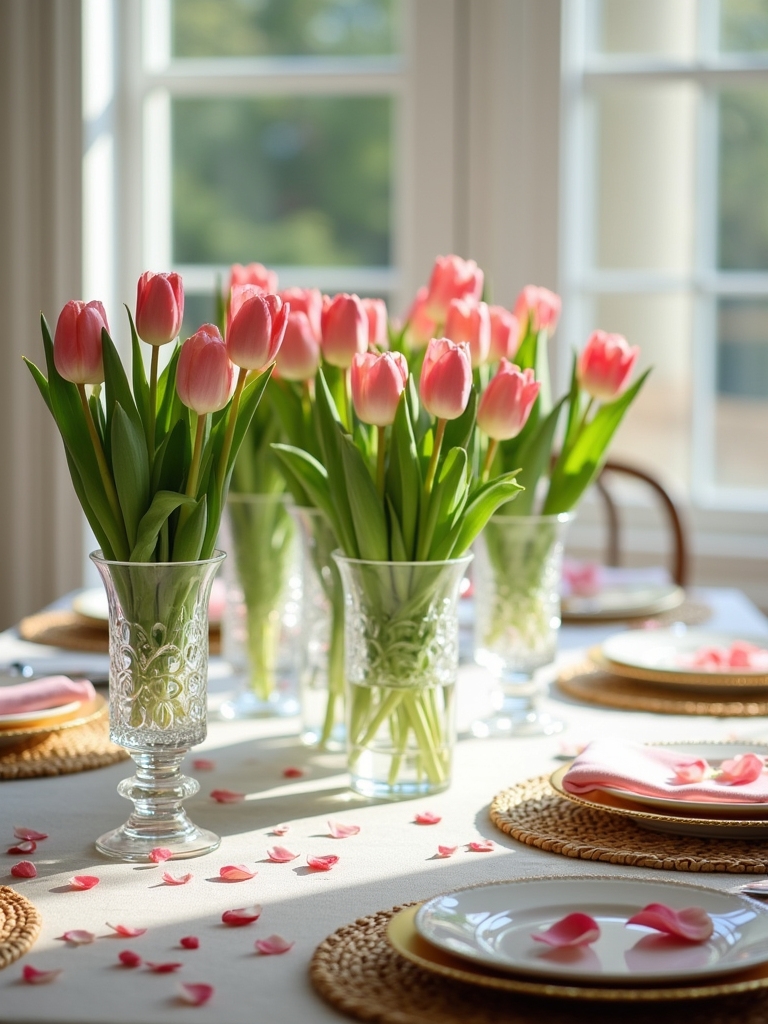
left=130, top=490, right=196, bottom=562
left=172, top=494, right=208, bottom=562
left=111, top=403, right=151, bottom=549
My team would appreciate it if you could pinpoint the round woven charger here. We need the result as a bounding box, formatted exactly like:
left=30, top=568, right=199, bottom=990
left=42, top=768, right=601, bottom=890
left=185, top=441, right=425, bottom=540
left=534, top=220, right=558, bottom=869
left=19, top=609, right=221, bottom=655
left=562, top=598, right=711, bottom=628
left=0, top=886, right=41, bottom=969
left=310, top=902, right=768, bottom=1024
left=556, top=658, right=768, bottom=716
left=0, top=716, right=129, bottom=779
left=490, top=774, right=768, bottom=873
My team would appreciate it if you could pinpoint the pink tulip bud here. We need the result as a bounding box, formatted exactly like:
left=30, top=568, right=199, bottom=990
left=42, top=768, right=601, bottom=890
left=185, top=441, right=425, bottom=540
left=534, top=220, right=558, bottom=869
left=444, top=298, right=491, bottom=367
left=425, top=255, right=484, bottom=322
left=361, top=298, right=388, bottom=349
left=513, top=285, right=561, bottom=336
left=279, top=287, right=322, bottom=341
left=176, top=325, right=234, bottom=415
left=351, top=351, right=408, bottom=427
left=419, top=337, right=472, bottom=421
left=320, top=293, right=368, bottom=368
left=488, top=306, right=521, bottom=362
left=477, top=360, right=540, bottom=441
left=53, top=300, right=109, bottom=385
left=227, top=289, right=288, bottom=371
left=577, top=330, right=640, bottom=402
left=276, top=311, right=321, bottom=381
left=404, top=287, right=437, bottom=350
left=228, top=262, right=278, bottom=295
left=135, top=272, right=184, bottom=346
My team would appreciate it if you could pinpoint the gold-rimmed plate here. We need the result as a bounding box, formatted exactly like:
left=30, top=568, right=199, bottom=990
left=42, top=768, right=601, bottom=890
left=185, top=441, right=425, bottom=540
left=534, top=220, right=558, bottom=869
left=0, top=694, right=107, bottom=750
left=562, top=584, right=685, bottom=622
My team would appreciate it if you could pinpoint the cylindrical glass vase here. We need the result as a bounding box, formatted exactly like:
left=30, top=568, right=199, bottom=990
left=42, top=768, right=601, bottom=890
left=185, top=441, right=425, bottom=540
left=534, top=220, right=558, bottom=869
left=472, top=513, right=571, bottom=738
left=334, top=553, right=472, bottom=800
left=219, top=493, right=301, bottom=719
left=91, top=550, right=225, bottom=861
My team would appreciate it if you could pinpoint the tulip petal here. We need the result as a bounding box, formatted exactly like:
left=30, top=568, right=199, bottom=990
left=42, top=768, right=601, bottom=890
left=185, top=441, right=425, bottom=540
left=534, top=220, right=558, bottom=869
left=107, top=923, right=147, bottom=938
left=414, top=812, right=441, bottom=825
left=532, top=913, right=601, bottom=948
left=11, top=861, right=37, bottom=878
left=219, top=864, right=257, bottom=881
left=255, top=935, right=294, bottom=955
left=719, top=753, right=764, bottom=785
left=468, top=841, right=494, bottom=852
left=307, top=855, right=339, bottom=871
left=272, top=824, right=290, bottom=836
left=149, top=847, right=173, bottom=863
left=327, top=821, right=360, bottom=839
left=437, top=845, right=458, bottom=858
left=22, top=965, right=62, bottom=984
left=178, top=983, right=214, bottom=1006
left=56, top=930, right=95, bottom=945
left=210, top=789, right=245, bottom=804
left=145, top=961, right=183, bottom=973
left=221, top=905, right=262, bottom=927
left=626, top=904, right=713, bottom=943
left=267, top=846, right=299, bottom=863
left=192, top=759, right=215, bottom=771
left=180, top=936, right=199, bottom=950
left=8, top=841, right=36, bottom=855
left=118, top=950, right=142, bottom=968
left=69, top=875, right=99, bottom=890
left=282, top=767, right=303, bottom=778
left=162, top=872, right=193, bottom=886
left=672, top=759, right=709, bottom=784
left=14, top=827, right=48, bottom=841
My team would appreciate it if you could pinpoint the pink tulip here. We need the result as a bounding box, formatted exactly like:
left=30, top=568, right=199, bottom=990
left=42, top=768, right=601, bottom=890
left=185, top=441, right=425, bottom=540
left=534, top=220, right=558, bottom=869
left=419, top=337, right=472, bottom=421
left=361, top=298, right=388, bottom=349
left=513, top=285, right=561, bottom=336
left=228, top=262, right=278, bottom=295
left=135, top=272, right=184, bottom=346
left=477, top=360, right=540, bottom=441
left=404, top=287, right=437, bottom=350
left=53, top=300, right=109, bottom=385
left=444, top=298, right=491, bottom=367
left=351, top=351, right=408, bottom=427
left=276, top=311, right=321, bottom=381
left=227, top=289, right=288, bottom=371
left=425, top=255, right=484, bottom=322
left=176, top=325, right=234, bottom=415
left=321, top=293, right=368, bottom=368
left=488, top=306, right=520, bottom=362
left=279, top=287, right=322, bottom=340
left=577, top=330, right=640, bottom=402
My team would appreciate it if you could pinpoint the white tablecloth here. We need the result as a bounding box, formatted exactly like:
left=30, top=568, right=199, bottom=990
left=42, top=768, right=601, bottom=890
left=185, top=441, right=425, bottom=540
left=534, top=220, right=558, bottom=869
left=1, top=588, right=767, bottom=1024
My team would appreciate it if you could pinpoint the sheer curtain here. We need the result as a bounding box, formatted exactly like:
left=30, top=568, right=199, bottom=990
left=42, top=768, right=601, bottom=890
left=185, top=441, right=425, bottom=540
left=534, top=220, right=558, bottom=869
left=0, top=0, right=83, bottom=630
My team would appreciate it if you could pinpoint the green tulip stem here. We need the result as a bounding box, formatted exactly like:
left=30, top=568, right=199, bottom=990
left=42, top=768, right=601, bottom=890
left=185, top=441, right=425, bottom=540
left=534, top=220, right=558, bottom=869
left=147, top=345, right=159, bottom=457
left=568, top=395, right=594, bottom=457
left=481, top=438, right=499, bottom=483
left=424, top=417, right=447, bottom=496
left=344, top=367, right=352, bottom=432
left=376, top=424, right=386, bottom=498
left=177, top=412, right=206, bottom=533
left=77, top=383, right=127, bottom=554
left=216, top=365, right=248, bottom=497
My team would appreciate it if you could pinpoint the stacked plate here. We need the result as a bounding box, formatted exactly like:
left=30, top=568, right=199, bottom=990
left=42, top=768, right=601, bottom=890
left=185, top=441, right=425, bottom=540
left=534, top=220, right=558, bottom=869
left=387, top=877, right=768, bottom=1002
left=0, top=694, right=106, bottom=750
left=562, top=582, right=685, bottom=622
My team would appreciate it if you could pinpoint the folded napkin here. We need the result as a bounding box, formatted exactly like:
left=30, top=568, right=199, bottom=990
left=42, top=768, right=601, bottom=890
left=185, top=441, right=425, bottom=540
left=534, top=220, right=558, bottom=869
left=562, top=739, right=768, bottom=804
left=0, top=676, right=97, bottom=717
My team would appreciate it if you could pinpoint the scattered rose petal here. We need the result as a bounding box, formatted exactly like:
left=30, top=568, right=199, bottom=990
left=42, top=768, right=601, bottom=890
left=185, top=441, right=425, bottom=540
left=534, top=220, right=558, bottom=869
left=468, top=841, right=494, bottom=852
left=145, top=961, right=183, bottom=973
left=307, top=854, right=339, bottom=872
left=178, top=983, right=214, bottom=1007
left=14, top=827, right=48, bottom=841
left=255, top=935, right=294, bottom=955
left=192, top=759, right=215, bottom=771
left=210, top=789, right=245, bottom=804
left=57, top=930, right=95, bottom=945
left=162, top=872, right=192, bottom=886
left=414, top=812, right=441, bottom=825
left=222, top=905, right=262, bottom=927
left=180, top=936, right=199, bottom=950
left=22, top=965, right=62, bottom=984
left=219, top=864, right=257, bottom=881
left=107, top=923, right=147, bottom=938
left=149, top=847, right=173, bottom=863
left=533, top=913, right=601, bottom=948
left=8, top=840, right=37, bottom=855
left=118, top=950, right=142, bottom=968
left=282, top=767, right=303, bottom=778
left=68, top=875, right=99, bottom=890
left=626, top=904, right=713, bottom=943
left=328, top=821, right=360, bottom=839
left=272, top=824, right=289, bottom=836
left=11, top=861, right=37, bottom=878
left=672, top=758, right=709, bottom=784
left=437, top=845, right=458, bottom=858
left=719, top=753, right=764, bottom=785
left=266, top=846, right=299, bottom=863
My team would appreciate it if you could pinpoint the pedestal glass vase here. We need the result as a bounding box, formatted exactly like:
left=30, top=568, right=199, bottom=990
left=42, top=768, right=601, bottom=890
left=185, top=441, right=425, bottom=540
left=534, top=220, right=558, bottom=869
left=219, top=493, right=301, bottom=719
left=472, top=513, right=571, bottom=738
left=91, top=550, right=225, bottom=861
left=334, top=553, right=472, bottom=800
left=293, top=508, right=346, bottom=751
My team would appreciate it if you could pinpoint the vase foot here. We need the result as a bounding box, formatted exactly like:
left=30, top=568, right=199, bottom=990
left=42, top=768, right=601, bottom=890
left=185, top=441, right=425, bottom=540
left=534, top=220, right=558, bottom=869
left=350, top=775, right=450, bottom=800
left=470, top=707, right=564, bottom=738
left=219, top=689, right=299, bottom=720
left=96, top=820, right=220, bottom=862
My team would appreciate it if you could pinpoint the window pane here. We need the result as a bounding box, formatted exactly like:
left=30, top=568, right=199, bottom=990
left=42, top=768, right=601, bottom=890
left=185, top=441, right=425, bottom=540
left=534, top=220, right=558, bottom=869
left=594, top=85, right=697, bottom=271
left=718, top=89, right=768, bottom=270
left=720, top=0, right=768, bottom=53
left=172, top=97, right=392, bottom=266
left=591, top=0, right=697, bottom=59
left=716, top=298, right=768, bottom=488
left=172, top=0, right=400, bottom=58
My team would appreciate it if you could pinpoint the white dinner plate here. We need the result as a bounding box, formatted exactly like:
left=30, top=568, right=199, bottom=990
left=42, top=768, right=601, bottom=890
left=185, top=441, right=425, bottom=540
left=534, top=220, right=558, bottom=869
left=562, top=584, right=685, bottom=621
left=0, top=700, right=82, bottom=727
left=415, top=878, right=768, bottom=983
left=601, top=630, right=768, bottom=687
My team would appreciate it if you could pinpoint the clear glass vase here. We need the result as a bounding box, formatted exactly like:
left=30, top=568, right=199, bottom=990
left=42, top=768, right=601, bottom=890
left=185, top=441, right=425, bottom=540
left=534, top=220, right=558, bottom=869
left=293, top=508, right=346, bottom=751
left=219, top=493, right=301, bottom=719
left=334, top=553, right=472, bottom=800
left=472, top=513, right=571, bottom=738
left=91, top=550, right=225, bottom=861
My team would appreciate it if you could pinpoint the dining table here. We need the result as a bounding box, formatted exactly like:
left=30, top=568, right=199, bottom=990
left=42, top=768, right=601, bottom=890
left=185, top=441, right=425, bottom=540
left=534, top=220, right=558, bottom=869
left=1, top=585, right=767, bottom=1024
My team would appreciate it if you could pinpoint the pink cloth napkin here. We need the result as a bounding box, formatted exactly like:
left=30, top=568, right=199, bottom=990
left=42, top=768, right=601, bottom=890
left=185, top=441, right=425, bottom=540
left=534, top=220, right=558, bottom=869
left=562, top=739, right=768, bottom=804
left=0, top=677, right=97, bottom=717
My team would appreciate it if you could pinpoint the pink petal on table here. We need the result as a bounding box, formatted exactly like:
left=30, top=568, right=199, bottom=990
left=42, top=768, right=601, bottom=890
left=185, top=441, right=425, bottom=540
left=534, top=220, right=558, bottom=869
left=11, top=861, right=37, bottom=878
left=178, top=983, right=214, bottom=1007
left=57, top=930, right=95, bottom=945
left=255, top=935, right=294, bottom=955
left=267, top=846, right=299, bottom=863
left=192, top=758, right=215, bottom=771
left=468, top=841, right=494, bottom=852
left=672, top=759, right=709, bottom=784
left=162, top=872, right=193, bottom=886
left=626, top=904, right=713, bottom=943
left=719, top=753, right=764, bottom=785
left=307, top=854, right=339, bottom=872
left=437, top=845, right=458, bottom=858
left=145, top=961, right=183, bottom=973
left=222, top=905, right=262, bottom=927
left=8, top=840, right=37, bottom=855
left=219, top=864, right=257, bottom=881
left=414, top=812, right=441, bottom=825
left=282, top=767, right=304, bottom=778
left=22, top=965, right=62, bottom=984
left=180, top=936, right=199, bottom=950
left=532, top=913, right=601, bottom=948
left=210, top=789, right=245, bottom=804
left=118, top=950, right=142, bottom=968
left=272, top=824, right=290, bottom=836
left=14, top=827, right=48, bottom=841
left=328, top=821, right=360, bottom=839
left=149, top=847, right=173, bottom=863
left=107, top=923, right=147, bottom=938
left=68, top=875, right=99, bottom=890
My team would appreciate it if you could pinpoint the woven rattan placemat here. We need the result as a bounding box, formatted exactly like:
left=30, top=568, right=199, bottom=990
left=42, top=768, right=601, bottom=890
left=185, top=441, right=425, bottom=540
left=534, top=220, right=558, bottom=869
left=0, top=715, right=128, bottom=779
left=556, top=658, right=768, bottom=716
left=310, top=902, right=768, bottom=1024
left=562, top=598, right=711, bottom=628
left=19, top=609, right=221, bottom=655
left=490, top=774, right=768, bottom=873
left=0, top=886, right=41, bottom=969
